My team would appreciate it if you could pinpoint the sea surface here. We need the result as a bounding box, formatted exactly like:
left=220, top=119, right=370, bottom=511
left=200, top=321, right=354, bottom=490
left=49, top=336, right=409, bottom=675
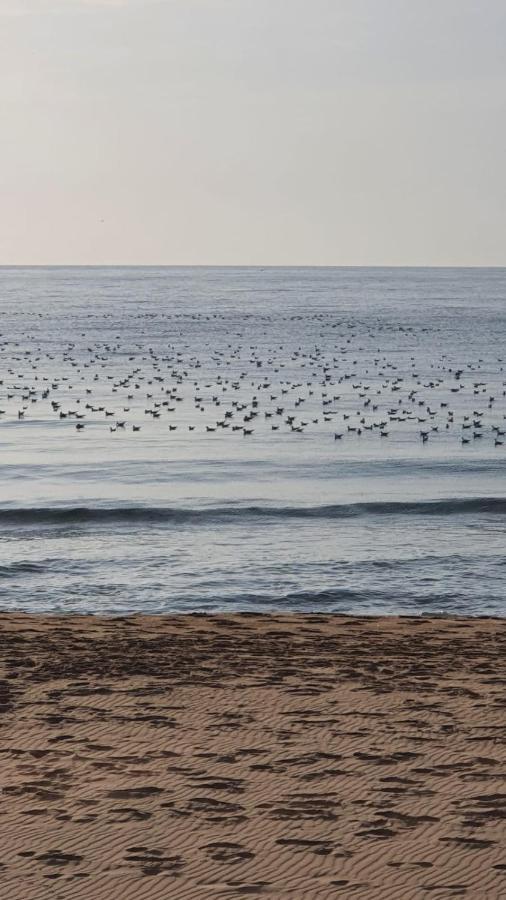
left=0, top=266, right=505, bottom=616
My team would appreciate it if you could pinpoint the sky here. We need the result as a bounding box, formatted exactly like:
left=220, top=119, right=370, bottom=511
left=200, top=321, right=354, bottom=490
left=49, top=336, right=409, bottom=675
left=1, top=0, right=505, bottom=265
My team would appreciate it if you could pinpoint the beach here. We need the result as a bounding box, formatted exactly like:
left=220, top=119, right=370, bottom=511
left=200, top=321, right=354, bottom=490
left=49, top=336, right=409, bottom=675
left=0, top=613, right=504, bottom=899
left=3, top=0, right=506, bottom=894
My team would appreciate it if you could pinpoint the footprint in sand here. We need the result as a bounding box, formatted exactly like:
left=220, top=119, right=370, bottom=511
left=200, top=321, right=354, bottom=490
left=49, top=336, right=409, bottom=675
left=124, top=847, right=184, bottom=876
left=35, top=850, right=83, bottom=867
left=202, top=842, right=255, bottom=864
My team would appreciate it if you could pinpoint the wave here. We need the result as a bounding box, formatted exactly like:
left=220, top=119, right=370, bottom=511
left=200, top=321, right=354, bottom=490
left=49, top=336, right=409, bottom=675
left=0, top=497, right=504, bottom=526
left=0, top=561, right=47, bottom=577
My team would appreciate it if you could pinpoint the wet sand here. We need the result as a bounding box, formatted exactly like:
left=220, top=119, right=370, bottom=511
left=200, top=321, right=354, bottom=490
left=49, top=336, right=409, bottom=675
left=0, top=613, right=505, bottom=899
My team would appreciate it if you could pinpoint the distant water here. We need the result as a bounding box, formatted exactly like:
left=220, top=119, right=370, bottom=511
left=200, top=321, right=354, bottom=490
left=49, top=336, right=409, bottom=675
left=0, top=266, right=505, bottom=616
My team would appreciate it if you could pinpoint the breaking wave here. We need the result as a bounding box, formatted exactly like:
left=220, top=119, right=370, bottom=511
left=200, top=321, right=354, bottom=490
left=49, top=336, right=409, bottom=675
left=0, top=497, right=504, bottom=526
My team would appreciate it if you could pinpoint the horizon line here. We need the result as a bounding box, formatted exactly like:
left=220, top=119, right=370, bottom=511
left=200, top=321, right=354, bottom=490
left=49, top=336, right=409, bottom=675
left=1, top=263, right=505, bottom=270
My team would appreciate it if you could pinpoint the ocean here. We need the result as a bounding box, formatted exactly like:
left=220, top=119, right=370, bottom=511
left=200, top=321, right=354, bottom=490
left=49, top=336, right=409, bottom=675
left=0, top=266, right=505, bottom=616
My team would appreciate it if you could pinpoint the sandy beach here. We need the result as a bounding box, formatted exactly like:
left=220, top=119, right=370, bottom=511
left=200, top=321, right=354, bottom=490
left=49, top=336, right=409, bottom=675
left=0, top=613, right=505, bottom=899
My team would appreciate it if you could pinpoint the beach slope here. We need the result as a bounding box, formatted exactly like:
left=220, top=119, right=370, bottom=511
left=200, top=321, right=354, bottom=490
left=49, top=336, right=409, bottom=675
left=0, top=613, right=505, bottom=899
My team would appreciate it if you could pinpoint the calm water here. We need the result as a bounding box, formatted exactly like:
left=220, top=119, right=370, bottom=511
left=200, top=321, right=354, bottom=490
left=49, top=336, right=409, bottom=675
left=0, top=266, right=505, bottom=615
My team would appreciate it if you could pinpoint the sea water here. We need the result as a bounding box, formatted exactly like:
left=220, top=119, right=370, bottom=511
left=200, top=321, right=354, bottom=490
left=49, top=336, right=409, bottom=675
left=0, top=266, right=505, bottom=615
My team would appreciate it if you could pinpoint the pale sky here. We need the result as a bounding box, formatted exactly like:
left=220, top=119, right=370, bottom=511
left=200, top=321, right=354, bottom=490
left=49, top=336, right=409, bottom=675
left=1, top=0, right=505, bottom=265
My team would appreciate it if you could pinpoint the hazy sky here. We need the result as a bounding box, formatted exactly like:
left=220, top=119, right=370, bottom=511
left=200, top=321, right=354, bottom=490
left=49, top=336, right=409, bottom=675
left=1, top=0, right=505, bottom=265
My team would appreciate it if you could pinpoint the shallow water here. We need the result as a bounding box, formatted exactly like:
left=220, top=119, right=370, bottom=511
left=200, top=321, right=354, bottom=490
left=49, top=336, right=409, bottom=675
left=0, top=266, right=505, bottom=615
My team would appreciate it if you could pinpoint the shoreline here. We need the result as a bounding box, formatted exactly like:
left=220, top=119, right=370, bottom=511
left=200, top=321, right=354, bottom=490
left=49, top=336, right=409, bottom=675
left=1, top=612, right=505, bottom=898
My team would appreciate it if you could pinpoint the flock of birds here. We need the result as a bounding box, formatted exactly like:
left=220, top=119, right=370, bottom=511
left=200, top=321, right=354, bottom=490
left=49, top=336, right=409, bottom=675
left=1, top=310, right=505, bottom=451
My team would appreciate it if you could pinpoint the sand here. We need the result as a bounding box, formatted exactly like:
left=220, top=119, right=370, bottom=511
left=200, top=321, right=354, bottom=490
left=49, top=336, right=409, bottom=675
left=0, top=613, right=505, bottom=899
